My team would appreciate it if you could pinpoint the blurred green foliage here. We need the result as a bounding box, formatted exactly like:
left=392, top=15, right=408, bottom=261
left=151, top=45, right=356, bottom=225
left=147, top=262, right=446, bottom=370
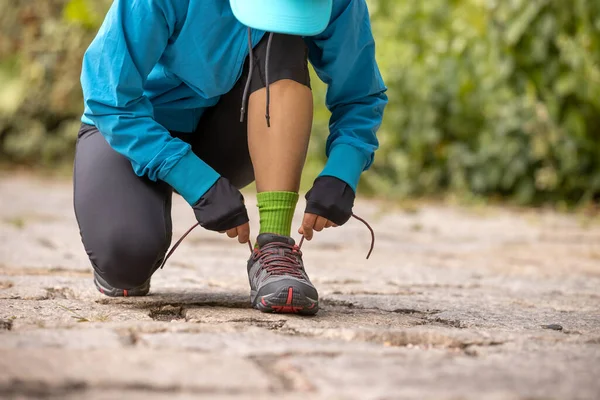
left=1, top=0, right=599, bottom=206
left=363, top=0, right=600, bottom=206
left=0, top=0, right=108, bottom=165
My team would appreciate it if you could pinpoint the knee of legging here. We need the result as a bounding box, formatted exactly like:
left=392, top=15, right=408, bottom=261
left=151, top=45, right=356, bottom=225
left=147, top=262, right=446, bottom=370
left=91, top=231, right=169, bottom=289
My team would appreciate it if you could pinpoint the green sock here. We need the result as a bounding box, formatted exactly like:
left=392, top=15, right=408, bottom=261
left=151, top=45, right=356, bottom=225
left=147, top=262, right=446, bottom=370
left=257, top=191, right=299, bottom=237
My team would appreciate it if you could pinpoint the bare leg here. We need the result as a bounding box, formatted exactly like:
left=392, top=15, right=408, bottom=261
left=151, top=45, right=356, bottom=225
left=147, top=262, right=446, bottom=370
left=247, top=79, right=313, bottom=192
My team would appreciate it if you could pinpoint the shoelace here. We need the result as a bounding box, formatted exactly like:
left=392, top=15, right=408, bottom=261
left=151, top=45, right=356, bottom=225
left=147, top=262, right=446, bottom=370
left=251, top=241, right=304, bottom=279
left=160, top=213, right=375, bottom=269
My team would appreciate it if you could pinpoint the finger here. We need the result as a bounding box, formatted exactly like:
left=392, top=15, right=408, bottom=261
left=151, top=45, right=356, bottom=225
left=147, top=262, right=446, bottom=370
left=313, top=216, right=327, bottom=232
left=325, top=220, right=335, bottom=228
left=300, top=213, right=318, bottom=240
left=237, top=222, right=250, bottom=244
left=226, top=228, right=238, bottom=238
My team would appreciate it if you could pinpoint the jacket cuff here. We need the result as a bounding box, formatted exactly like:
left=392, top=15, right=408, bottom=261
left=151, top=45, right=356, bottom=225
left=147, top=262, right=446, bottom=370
left=162, top=150, right=220, bottom=205
left=319, top=143, right=368, bottom=192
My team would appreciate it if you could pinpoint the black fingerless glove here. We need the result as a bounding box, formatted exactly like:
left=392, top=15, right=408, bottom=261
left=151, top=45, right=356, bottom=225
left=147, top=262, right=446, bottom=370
left=192, top=177, right=249, bottom=231
left=305, top=176, right=355, bottom=226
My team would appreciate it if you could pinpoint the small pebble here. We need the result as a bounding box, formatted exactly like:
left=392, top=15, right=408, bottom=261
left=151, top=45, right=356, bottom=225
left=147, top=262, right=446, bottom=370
left=542, top=324, right=563, bottom=331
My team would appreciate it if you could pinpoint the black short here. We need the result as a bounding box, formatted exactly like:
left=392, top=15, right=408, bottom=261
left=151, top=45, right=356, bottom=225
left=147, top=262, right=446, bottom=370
left=73, top=33, right=311, bottom=289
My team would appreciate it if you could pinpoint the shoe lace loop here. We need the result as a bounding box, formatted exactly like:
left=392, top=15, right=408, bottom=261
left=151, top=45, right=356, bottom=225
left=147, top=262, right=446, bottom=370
left=295, top=214, right=375, bottom=259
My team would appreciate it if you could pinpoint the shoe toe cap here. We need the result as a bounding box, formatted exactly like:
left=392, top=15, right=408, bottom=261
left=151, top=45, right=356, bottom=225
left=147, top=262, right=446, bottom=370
left=256, top=278, right=318, bottom=302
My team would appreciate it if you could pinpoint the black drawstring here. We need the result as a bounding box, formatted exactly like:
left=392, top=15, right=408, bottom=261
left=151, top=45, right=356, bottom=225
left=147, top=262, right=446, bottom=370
left=265, top=32, right=273, bottom=128
left=239, top=29, right=273, bottom=128
left=240, top=28, right=254, bottom=123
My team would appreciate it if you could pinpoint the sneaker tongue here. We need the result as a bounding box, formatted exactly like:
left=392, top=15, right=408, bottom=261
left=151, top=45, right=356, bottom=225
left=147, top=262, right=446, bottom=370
left=256, top=233, right=295, bottom=248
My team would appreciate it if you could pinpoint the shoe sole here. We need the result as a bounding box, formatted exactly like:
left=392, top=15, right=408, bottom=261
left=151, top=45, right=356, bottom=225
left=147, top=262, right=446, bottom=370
left=93, top=275, right=150, bottom=297
left=252, top=285, right=319, bottom=315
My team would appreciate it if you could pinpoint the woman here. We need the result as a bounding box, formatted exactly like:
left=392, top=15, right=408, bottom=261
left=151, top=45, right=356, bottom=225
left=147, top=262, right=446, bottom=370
left=74, top=0, right=387, bottom=315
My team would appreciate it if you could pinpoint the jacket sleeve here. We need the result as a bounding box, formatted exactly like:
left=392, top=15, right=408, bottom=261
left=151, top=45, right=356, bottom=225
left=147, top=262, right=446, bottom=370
left=81, top=0, right=219, bottom=205
left=305, top=0, right=388, bottom=192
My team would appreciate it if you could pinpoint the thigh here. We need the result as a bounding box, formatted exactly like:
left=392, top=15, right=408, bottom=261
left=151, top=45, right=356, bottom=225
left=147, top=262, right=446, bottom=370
left=184, top=33, right=311, bottom=189
left=73, top=124, right=172, bottom=277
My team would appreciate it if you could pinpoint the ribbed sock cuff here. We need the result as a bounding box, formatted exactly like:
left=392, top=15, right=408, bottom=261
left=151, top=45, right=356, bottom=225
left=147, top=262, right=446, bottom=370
left=257, top=191, right=299, bottom=237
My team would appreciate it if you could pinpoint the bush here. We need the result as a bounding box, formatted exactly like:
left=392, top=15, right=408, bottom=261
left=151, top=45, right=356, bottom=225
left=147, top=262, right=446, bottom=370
left=354, top=0, right=600, bottom=206
left=0, top=0, right=109, bottom=166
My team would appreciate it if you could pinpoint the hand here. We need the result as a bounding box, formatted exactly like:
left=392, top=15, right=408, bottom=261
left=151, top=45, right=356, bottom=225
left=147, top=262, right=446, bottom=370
left=299, top=176, right=355, bottom=240
left=298, top=213, right=337, bottom=241
left=220, top=222, right=250, bottom=244
left=192, top=177, right=250, bottom=244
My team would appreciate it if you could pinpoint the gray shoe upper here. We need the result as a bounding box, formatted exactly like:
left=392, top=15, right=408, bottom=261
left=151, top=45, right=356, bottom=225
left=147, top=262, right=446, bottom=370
left=247, top=234, right=316, bottom=298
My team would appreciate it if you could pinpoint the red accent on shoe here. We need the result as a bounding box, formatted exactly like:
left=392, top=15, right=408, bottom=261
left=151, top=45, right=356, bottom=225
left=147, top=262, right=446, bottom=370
left=99, top=287, right=104, bottom=294
left=123, top=289, right=128, bottom=297
left=261, top=297, right=267, bottom=306
left=286, top=287, right=293, bottom=305
left=271, top=305, right=304, bottom=313
left=307, top=303, right=316, bottom=310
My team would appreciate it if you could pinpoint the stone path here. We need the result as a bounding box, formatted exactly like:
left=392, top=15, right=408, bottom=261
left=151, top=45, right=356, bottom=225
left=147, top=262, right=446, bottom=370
left=0, top=174, right=599, bottom=399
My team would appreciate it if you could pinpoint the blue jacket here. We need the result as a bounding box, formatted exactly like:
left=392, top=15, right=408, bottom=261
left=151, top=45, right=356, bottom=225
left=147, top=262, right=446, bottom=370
left=81, top=0, right=387, bottom=205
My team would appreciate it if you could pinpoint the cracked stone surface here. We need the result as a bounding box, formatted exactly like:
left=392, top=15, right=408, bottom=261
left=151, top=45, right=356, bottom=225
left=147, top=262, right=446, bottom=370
left=0, top=174, right=599, bottom=400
